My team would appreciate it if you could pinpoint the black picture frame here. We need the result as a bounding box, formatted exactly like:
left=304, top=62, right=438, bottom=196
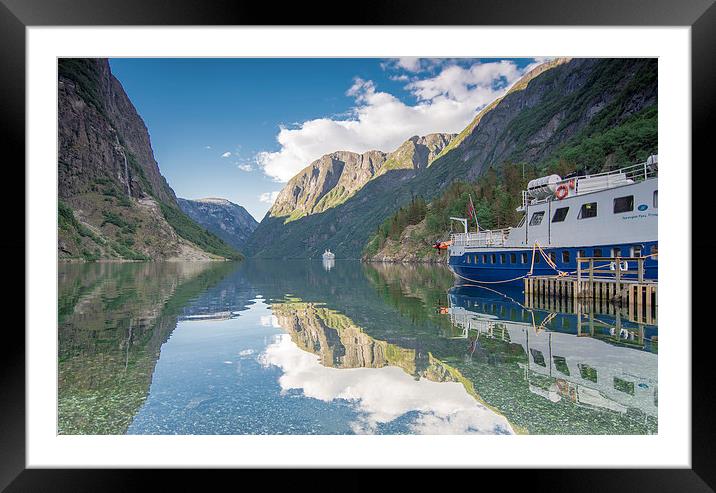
left=3, top=0, right=713, bottom=489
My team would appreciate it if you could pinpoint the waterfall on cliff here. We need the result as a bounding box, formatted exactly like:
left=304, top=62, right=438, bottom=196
left=115, top=134, right=131, bottom=197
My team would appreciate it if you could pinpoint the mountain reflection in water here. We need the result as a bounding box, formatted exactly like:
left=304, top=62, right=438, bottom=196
left=58, top=259, right=657, bottom=435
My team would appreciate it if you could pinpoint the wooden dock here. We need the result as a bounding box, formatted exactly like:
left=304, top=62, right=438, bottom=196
left=526, top=287, right=658, bottom=325
left=524, top=256, right=657, bottom=323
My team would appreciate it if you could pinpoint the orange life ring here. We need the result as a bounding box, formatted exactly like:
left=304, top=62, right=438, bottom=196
left=555, top=184, right=569, bottom=200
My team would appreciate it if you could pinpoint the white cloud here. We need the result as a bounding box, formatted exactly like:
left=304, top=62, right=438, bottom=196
left=255, top=59, right=539, bottom=183
left=259, top=191, right=281, bottom=204
left=259, top=334, right=514, bottom=434
left=382, top=57, right=424, bottom=73
left=396, top=57, right=421, bottom=72
left=237, top=163, right=253, bottom=172
left=388, top=74, right=410, bottom=82
left=406, top=61, right=521, bottom=103
left=221, top=151, right=232, bottom=158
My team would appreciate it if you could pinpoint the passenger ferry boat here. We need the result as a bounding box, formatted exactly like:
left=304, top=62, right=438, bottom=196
left=445, top=156, right=658, bottom=284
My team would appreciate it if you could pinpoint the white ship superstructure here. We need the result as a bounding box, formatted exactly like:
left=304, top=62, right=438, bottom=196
left=446, top=156, right=658, bottom=283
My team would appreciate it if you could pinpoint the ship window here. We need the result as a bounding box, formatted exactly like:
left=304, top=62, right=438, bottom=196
left=552, top=207, right=569, bottom=222
left=614, top=377, right=635, bottom=396
left=553, top=356, right=570, bottom=376
left=650, top=245, right=658, bottom=259
left=613, top=195, right=634, bottom=213
left=578, top=202, right=598, bottom=219
left=578, top=364, right=598, bottom=383
left=562, top=250, right=570, bottom=263
left=549, top=252, right=556, bottom=263
left=534, top=253, right=540, bottom=264
left=474, top=255, right=479, bottom=264
left=520, top=253, right=527, bottom=264
left=613, top=247, right=622, bottom=257
left=529, top=211, right=545, bottom=226
left=653, top=190, right=658, bottom=208
left=483, top=255, right=488, bottom=264
left=530, top=349, right=546, bottom=367
left=466, top=255, right=471, bottom=264
left=510, top=253, right=517, bottom=264
left=632, top=245, right=642, bottom=257
left=577, top=249, right=586, bottom=258
left=593, top=248, right=602, bottom=257
left=491, top=254, right=497, bottom=264
left=518, top=215, right=526, bottom=227
left=500, top=254, right=506, bottom=264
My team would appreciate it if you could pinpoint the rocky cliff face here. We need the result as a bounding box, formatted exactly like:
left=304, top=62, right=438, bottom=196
left=58, top=59, right=175, bottom=205
left=247, top=58, right=657, bottom=259
left=268, top=133, right=454, bottom=222
left=381, top=133, right=455, bottom=173
left=57, top=58, right=240, bottom=261
left=270, top=150, right=387, bottom=221
left=177, top=198, right=258, bottom=252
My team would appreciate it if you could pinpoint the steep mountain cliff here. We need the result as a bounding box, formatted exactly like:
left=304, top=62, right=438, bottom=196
left=268, top=133, right=454, bottom=223
left=247, top=58, right=657, bottom=259
left=177, top=198, right=258, bottom=251
left=57, top=58, right=241, bottom=261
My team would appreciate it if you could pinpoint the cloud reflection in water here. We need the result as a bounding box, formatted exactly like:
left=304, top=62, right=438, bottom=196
left=259, top=334, right=514, bottom=435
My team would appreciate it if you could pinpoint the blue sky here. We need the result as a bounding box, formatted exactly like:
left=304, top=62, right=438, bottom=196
left=109, top=58, right=541, bottom=221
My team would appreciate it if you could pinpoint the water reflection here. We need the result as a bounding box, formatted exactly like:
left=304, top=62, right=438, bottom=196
left=58, top=261, right=242, bottom=434
left=58, top=259, right=657, bottom=435
left=360, top=263, right=657, bottom=434
left=264, top=298, right=513, bottom=434
left=322, top=257, right=335, bottom=271
left=447, top=285, right=657, bottom=426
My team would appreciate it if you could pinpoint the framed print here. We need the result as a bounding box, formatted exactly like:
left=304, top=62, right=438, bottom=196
left=4, top=0, right=715, bottom=489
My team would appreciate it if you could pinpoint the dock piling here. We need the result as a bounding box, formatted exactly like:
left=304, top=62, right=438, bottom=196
left=524, top=256, right=657, bottom=323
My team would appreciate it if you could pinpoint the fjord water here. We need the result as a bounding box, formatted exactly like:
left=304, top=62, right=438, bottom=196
left=58, top=260, right=657, bottom=435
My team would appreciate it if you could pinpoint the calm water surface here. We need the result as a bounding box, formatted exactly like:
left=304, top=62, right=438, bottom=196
left=58, top=259, right=657, bottom=435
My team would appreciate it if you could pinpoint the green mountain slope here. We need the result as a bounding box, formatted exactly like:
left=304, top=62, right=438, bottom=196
left=247, top=58, right=657, bottom=259
left=365, top=61, right=658, bottom=261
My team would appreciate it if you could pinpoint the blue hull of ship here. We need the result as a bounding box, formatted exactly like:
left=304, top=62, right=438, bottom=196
left=448, top=241, right=658, bottom=285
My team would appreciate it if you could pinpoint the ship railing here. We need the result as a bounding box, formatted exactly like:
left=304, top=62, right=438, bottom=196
left=585, top=161, right=657, bottom=183
left=450, top=228, right=511, bottom=247
left=521, top=160, right=658, bottom=209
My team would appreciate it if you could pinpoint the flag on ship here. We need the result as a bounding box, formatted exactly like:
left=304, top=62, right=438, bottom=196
left=466, top=197, right=475, bottom=220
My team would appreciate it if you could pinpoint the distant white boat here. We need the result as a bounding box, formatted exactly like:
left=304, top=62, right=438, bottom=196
left=322, top=249, right=335, bottom=260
